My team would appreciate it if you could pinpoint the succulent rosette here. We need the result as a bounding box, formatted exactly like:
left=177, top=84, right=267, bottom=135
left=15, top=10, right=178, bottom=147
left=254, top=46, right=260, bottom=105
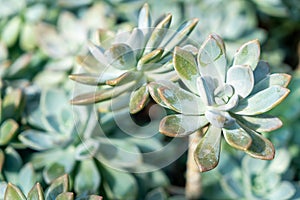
left=69, top=3, right=198, bottom=114
left=148, top=34, right=291, bottom=172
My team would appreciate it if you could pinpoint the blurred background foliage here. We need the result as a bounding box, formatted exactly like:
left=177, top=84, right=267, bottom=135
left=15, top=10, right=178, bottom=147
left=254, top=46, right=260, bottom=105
left=0, top=0, right=299, bottom=199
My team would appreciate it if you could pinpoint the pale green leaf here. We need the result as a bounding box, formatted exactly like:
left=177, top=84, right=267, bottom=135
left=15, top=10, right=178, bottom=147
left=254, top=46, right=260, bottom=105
left=233, top=86, right=290, bottom=115
left=137, top=49, right=163, bottom=71
left=45, top=174, right=69, bottom=200
left=158, top=81, right=206, bottom=115
left=102, top=166, right=137, bottom=200
left=0, top=119, right=18, bottom=145
left=251, top=73, right=291, bottom=94
left=74, top=160, right=101, bottom=194
left=194, top=125, right=222, bottom=172
left=173, top=47, right=199, bottom=93
left=159, top=114, right=208, bottom=137
left=244, top=126, right=275, bottom=160
left=226, top=65, right=254, bottom=98
left=222, top=121, right=252, bottom=150
left=253, top=61, right=270, bottom=84
left=197, top=34, right=227, bottom=86
left=144, top=14, right=172, bottom=54
left=4, top=183, right=26, bottom=200
left=56, top=192, right=74, bottom=200
left=236, top=114, right=282, bottom=132
left=197, top=76, right=216, bottom=106
left=138, top=3, right=151, bottom=30
left=129, top=85, right=149, bottom=114
left=27, top=183, right=44, bottom=200
left=233, top=39, right=260, bottom=70
left=162, top=18, right=198, bottom=56
left=105, top=43, right=136, bottom=70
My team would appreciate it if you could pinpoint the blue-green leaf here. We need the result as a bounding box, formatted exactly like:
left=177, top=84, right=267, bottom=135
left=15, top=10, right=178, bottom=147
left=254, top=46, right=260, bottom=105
left=197, top=34, right=226, bottom=86
left=173, top=47, right=199, bottom=93
left=159, top=114, right=208, bottom=137
left=222, top=121, right=252, bottom=150
left=226, top=65, right=254, bottom=98
left=233, top=40, right=260, bottom=70
left=194, top=125, right=222, bottom=172
left=233, top=86, right=290, bottom=115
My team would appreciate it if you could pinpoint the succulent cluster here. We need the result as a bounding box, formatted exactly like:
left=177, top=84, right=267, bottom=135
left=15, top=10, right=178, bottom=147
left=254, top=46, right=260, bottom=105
left=4, top=174, right=103, bottom=200
left=149, top=34, right=290, bottom=172
left=70, top=3, right=198, bottom=114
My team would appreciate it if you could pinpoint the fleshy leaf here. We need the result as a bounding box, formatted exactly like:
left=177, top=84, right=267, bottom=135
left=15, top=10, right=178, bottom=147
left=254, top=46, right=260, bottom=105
left=56, top=192, right=74, bottom=200
left=216, top=94, right=239, bottom=111
left=236, top=114, right=282, bottom=132
left=87, top=42, right=110, bottom=67
left=173, top=47, right=199, bottom=93
left=148, top=81, right=171, bottom=108
left=105, top=43, right=136, bottom=70
left=197, top=76, right=216, bottom=106
left=266, top=182, right=295, bottom=200
left=45, top=174, right=69, bottom=200
left=138, top=3, right=151, bottom=31
left=70, top=81, right=136, bottom=105
left=251, top=73, right=291, bottom=94
left=129, top=85, right=149, bottom=114
left=27, top=183, right=44, bottom=200
left=126, top=28, right=144, bottom=58
left=233, top=86, right=290, bottom=115
left=74, top=160, right=101, bottom=194
left=159, top=114, right=208, bottom=137
left=144, top=14, right=172, bottom=54
left=244, top=126, right=275, bottom=160
left=69, top=73, right=104, bottom=86
left=233, top=40, right=260, bottom=70
left=194, top=125, right=222, bottom=172
left=162, top=18, right=199, bottom=56
left=157, top=82, right=206, bottom=115
left=4, top=183, right=26, bottom=200
left=205, top=110, right=235, bottom=128
left=137, top=49, right=163, bottom=71
left=253, top=61, right=270, bottom=84
left=226, top=65, right=254, bottom=98
left=106, top=71, right=141, bottom=86
left=222, top=121, right=252, bottom=151
left=0, top=119, right=18, bottom=145
left=74, top=139, right=100, bottom=160
left=197, top=34, right=227, bottom=86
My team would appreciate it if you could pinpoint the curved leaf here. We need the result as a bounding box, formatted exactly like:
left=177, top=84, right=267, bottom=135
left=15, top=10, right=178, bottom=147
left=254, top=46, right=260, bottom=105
left=56, top=192, right=74, bottom=200
left=233, top=39, right=260, bottom=70
left=197, top=34, right=227, bottom=86
left=194, top=125, right=222, bottom=172
left=236, top=114, right=282, bottom=132
left=129, top=85, right=149, bottom=114
left=251, top=73, right=291, bottom=94
left=27, top=183, right=44, bottom=200
left=0, top=119, right=18, bottom=145
left=105, top=43, right=136, bottom=70
left=159, top=114, right=208, bottom=137
left=144, top=14, right=172, bottom=54
left=173, top=47, right=199, bottom=93
left=162, top=18, right=199, bottom=56
left=233, top=86, right=290, bottom=115
left=138, top=3, right=151, bottom=31
left=243, top=126, right=275, bottom=160
left=158, top=82, right=206, bottom=115
left=197, top=76, right=216, bottom=106
left=4, top=183, right=26, bottom=200
left=226, top=65, right=254, bottom=98
left=69, top=73, right=105, bottom=86
left=45, top=174, right=69, bottom=200
left=222, top=121, right=252, bottom=151
left=253, top=61, right=270, bottom=84
left=74, top=160, right=101, bottom=194
left=137, top=49, right=163, bottom=71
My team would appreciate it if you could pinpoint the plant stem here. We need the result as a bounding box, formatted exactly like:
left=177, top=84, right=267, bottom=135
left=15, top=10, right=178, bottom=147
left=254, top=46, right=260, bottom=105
left=185, top=130, right=202, bottom=200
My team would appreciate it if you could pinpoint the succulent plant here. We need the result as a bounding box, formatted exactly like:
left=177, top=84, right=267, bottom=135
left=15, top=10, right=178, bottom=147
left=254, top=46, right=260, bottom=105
left=0, top=79, right=24, bottom=147
left=149, top=34, right=291, bottom=172
left=18, top=88, right=170, bottom=199
left=201, top=148, right=296, bottom=200
left=69, top=3, right=198, bottom=114
left=186, top=0, right=266, bottom=59
left=4, top=174, right=103, bottom=200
